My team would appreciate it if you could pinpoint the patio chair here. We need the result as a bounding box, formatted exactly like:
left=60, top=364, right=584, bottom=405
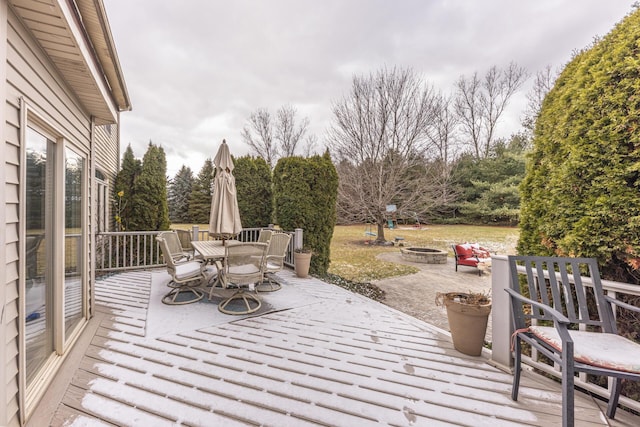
left=158, top=231, right=192, bottom=263
left=157, top=235, right=205, bottom=305
left=256, top=232, right=291, bottom=292
left=174, top=228, right=198, bottom=259
left=257, top=228, right=273, bottom=244
left=214, top=242, right=267, bottom=314
left=452, top=243, right=491, bottom=276
left=507, top=256, right=640, bottom=427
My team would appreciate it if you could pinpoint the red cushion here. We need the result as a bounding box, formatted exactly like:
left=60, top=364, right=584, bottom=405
left=457, top=258, right=479, bottom=267
left=454, top=245, right=473, bottom=258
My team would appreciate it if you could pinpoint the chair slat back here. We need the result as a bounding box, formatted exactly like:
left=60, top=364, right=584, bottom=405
left=257, top=229, right=273, bottom=244
left=508, top=256, right=615, bottom=332
left=267, top=233, right=291, bottom=257
left=158, top=231, right=187, bottom=262
left=224, top=242, right=268, bottom=285
left=156, top=235, right=177, bottom=271
left=175, top=229, right=193, bottom=251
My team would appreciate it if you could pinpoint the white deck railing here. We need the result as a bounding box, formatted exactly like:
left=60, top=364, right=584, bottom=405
left=95, top=227, right=302, bottom=272
left=490, top=255, right=640, bottom=413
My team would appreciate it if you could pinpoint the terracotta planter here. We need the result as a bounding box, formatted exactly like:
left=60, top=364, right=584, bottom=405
left=439, top=292, right=491, bottom=356
left=294, top=252, right=312, bottom=278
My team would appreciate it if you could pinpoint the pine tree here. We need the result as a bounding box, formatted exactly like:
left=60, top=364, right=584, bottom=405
left=189, top=158, right=215, bottom=224
left=168, top=165, right=194, bottom=223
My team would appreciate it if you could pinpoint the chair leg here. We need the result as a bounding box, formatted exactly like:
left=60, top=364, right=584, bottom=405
left=162, top=285, right=204, bottom=305
left=561, top=344, right=575, bottom=427
left=607, top=377, right=623, bottom=419
left=218, top=289, right=262, bottom=315
left=512, top=336, right=522, bottom=401
left=255, top=274, right=282, bottom=293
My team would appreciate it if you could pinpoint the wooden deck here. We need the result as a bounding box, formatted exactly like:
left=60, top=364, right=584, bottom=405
left=29, top=270, right=640, bottom=426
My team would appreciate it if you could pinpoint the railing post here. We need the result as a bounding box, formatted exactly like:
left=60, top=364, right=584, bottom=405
left=294, top=228, right=303, bottom=251
left=488, top=255, right=513, bottom=373
left=192, top=225, right=199, bottom=241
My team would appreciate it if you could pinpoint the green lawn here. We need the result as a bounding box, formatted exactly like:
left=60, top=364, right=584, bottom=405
left=328, top=224, right=519, bottom=282
left=172, top=222, right=520, bottom=283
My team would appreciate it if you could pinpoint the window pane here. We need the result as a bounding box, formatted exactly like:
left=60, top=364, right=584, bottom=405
left=64, top=147, right=84, bottom=336
left=25, top=127, right=53, bottom=385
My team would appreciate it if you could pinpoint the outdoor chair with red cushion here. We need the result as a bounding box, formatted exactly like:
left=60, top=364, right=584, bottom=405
left=452, top=243, right=491, bottom=276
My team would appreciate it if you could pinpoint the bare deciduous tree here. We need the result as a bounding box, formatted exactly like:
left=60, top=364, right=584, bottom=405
left=241, top=108, right=277, bottom=166
left=328, top=67, right=438, bottom=242
left=276, top=104, right=309, bottom=157
left=425, top=93, right=461, bottom=211
left=455, top=62, right=528, bottom=158
left=242, top=105, right=311, bottom=167
left=522, top=65, right=557, bottom=134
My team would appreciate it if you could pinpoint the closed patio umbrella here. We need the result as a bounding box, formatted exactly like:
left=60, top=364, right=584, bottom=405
left=209, top=140, right=242, bottom=239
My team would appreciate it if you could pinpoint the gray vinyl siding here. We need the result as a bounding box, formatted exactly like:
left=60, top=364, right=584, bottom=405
left=94, top=123, right=119, bottom=182
left=2, top=8, right=96, bottom=425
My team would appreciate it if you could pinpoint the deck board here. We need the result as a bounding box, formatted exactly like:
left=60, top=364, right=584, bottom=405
left=32, top=269, right=640, bottom=427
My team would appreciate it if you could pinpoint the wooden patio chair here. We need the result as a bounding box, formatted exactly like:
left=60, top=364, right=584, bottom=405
left=157, top=235, right=205, bottom=305
left=215, top=242, right=268, bottom=315
left=256, top=232, right=291, bottom=292
left=507, top=255, right=640, bottom=427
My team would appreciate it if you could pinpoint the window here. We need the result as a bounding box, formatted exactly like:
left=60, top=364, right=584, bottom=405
left=22, top=120, right=89, bottom=397
left=24, top=127, right=54, bottom=386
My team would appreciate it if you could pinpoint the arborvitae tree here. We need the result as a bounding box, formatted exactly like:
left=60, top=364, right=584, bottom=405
left=518, top=10, right=640, bottom=402
left=189, top=158, right=215, bottom=224
left=234, top=156, right=273, bottom=227
left=518, top=9, right=640, bottom=283
left=168, top=165, right=194, bottom=223
left=273, top=151, right=338, bottom=275
left=113, top=144, right=141, bottom=231
left=129, top=142, right=170, bottom=231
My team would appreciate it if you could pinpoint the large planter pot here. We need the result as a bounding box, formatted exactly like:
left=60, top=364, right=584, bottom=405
left=438, top=292, right=491, bottom=356
left=294, top=252, right=312, bottom=278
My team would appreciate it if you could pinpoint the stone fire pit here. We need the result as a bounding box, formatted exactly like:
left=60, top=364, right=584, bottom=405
left=400, top=247, right=448, bottom=264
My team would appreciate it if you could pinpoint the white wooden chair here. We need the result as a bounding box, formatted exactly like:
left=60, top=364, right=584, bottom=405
left=507, top=255, right=640, bottom=427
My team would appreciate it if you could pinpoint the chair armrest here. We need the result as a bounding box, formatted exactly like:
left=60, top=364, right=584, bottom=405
left=604, top=295, right=640, bottom=314
left=505, top=288, right=571, bottom=324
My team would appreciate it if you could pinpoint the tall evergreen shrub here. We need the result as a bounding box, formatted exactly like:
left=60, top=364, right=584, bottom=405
left=519, top=9, right=640, bottom=283
left=273, top=152, right=338, bottom=275
left=129, top=143, right=170, bottom=231
left=235, top=156, right=273, bottom=227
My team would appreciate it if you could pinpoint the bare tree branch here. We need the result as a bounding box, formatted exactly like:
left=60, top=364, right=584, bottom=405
left=275, top=104, right=309, bottom=157
left=522, top=65, right=557, bottom=134
left=241, top=108, right=277, bottom=167
left=455, top=62, right=528, bottom=158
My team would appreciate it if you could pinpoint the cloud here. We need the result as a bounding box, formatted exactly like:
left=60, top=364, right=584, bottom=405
left=104, top=0, right=634, bottom=176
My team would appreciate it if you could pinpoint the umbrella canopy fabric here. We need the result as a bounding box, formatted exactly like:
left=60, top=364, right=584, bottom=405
left=209, top=140, right=242, bottom=238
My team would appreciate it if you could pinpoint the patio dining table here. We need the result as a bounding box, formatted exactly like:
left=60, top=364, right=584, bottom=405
left=190, top=240, right=239, bottom=292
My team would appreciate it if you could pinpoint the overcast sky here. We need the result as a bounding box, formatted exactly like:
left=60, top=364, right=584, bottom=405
left=102, top=0, right=635, bottom=177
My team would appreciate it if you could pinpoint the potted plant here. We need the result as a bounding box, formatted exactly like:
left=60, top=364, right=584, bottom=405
left=293, top=247, right=312, bottom=278
left=435, top=291, right=491, bottom=356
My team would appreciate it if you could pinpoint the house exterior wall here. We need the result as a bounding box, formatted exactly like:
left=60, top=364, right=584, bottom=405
left=1, top=2, right=125, bottom=425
